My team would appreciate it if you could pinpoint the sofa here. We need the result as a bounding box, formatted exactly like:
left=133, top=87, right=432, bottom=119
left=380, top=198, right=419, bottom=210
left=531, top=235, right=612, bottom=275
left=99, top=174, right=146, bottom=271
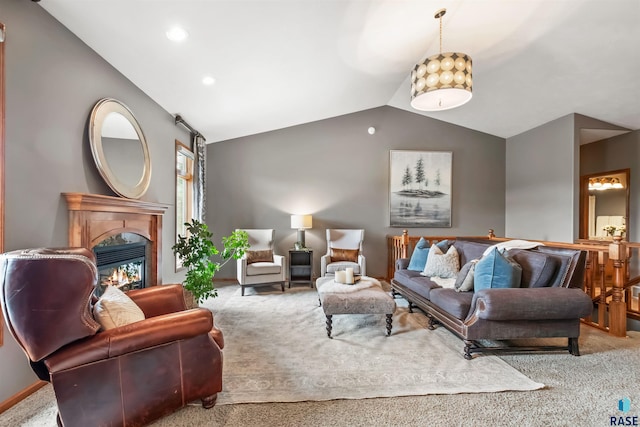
left=391, top=238, right=593, bottom=359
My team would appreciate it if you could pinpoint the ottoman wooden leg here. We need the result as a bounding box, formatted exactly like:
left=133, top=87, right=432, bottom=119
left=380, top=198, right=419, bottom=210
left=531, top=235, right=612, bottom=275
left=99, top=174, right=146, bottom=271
left=385, top=314, right=393, bottom=336
left=326, top=314, right=333, bottom=338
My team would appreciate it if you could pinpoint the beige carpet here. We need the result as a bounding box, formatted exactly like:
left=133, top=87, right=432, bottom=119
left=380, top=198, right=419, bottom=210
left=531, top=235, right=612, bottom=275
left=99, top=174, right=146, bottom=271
left=210, top=284, right=543, bottom=404
left=4, top=282, right=640, bottom=427
left=0, top=283, right=546, bottom=426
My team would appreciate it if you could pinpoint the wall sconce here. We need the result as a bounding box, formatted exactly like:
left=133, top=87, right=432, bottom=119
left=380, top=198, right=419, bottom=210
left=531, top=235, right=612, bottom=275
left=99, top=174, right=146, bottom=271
left=291, top=214, right=312, bottom=249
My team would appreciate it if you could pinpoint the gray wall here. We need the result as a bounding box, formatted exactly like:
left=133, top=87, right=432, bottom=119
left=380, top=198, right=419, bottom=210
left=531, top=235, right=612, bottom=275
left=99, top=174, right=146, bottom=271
left=1, top=0, right=189, bottom=402
left=207, top=106, right=506, bottom=280
left=581, top=130, right=640, bottom=243
left=505, top=113, right=633, bottom=243
left=506, top=114, right=577, bottom=242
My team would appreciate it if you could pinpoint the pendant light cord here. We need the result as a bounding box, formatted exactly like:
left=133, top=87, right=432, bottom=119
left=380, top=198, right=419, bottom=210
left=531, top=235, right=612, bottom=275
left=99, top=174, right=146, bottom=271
left=439, top=13, right=443, bottom=54
left=434, top=8, right=446, bottom=55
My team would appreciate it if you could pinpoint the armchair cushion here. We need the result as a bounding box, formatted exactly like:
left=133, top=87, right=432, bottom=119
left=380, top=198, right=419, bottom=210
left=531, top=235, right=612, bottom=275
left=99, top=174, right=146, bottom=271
left=93, top=285, right=145, bottom=330
left=330, top=248, right=359, bottom=263
left=326, top=261, right=361, bottom=275
left=246, top=249, right=274, bottom=264
left=246, top=262, right=281, bottom=276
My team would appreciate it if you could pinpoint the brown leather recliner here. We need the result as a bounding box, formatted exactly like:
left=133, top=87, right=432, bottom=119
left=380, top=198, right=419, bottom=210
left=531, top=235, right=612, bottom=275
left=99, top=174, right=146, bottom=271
left=0, top=247, right=224, bottom=427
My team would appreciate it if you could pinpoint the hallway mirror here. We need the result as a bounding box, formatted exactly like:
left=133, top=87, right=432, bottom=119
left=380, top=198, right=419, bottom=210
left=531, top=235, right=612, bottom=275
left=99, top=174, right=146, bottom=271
left=1, top=22, right=5, bottom=346
left=580, top=169, right=630, bottom=240
left=89, top=98, right=151, bottom=199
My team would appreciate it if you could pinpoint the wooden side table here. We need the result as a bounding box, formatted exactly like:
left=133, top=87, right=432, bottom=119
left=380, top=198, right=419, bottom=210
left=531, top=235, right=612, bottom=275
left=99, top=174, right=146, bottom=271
left=289, top=249, right=313, bottom=288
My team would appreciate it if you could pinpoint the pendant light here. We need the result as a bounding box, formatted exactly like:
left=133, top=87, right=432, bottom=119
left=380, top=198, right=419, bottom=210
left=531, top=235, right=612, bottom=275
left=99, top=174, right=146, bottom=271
left=410, top=8, right=473, bottom=111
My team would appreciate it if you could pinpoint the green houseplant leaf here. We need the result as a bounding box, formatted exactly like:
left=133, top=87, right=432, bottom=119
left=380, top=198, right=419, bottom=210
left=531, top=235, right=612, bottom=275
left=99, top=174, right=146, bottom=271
left=172, top=219, right=249, bottom=304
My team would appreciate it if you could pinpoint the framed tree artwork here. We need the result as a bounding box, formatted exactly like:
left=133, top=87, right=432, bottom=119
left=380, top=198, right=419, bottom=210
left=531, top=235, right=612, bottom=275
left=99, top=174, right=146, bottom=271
left=389, top=150, right=452, bottom=227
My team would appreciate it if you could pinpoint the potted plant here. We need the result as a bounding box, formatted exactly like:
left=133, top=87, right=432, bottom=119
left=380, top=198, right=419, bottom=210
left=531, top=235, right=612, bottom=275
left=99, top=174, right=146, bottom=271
left=172, top=219, right=249, bottom=305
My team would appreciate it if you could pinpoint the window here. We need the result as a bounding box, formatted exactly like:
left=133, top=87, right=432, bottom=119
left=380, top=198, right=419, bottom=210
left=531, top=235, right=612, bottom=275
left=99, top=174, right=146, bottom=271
left=175, top=140, right=194, bottom=270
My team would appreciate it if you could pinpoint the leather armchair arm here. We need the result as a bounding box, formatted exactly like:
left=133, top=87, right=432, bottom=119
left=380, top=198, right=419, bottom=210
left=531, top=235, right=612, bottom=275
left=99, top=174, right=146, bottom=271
left=45, top=308, right=215, bottom=373
left=127, top=284, right=187, bottom=317
left=468, top=287, right=593, bottom=322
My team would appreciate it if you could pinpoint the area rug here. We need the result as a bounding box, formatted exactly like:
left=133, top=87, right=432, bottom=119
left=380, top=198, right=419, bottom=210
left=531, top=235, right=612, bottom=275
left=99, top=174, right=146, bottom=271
left=209, top=285, right=544, bottom=405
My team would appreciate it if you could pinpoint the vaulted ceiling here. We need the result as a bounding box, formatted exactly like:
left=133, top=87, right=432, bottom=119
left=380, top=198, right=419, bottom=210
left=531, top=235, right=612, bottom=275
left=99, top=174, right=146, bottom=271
left=39, top=0, right=640, bottom=143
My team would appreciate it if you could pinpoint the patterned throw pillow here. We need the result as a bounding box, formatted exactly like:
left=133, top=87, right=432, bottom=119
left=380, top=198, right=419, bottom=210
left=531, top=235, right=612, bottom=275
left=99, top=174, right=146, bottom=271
left=421, top=244, right=460, bottom=278
left=93, top=285, right=145, bottom=330
left=330, top=248, right=359, bottom=263
left=408, top=238, right=449, bottom=272
left=474, top=248, right=522, bottom=291
left=246, top=249, right=274, bottom=264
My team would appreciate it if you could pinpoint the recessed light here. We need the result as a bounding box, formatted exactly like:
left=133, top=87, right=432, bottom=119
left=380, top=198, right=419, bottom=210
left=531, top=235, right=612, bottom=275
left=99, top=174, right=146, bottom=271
left=166, top=26, right=188, bottom=42
left=202, top=76, right=216, bottom=86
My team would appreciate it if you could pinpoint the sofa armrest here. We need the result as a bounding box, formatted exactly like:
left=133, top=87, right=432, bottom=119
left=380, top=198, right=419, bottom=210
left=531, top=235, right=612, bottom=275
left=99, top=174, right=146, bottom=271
left=127, top=284, right=187, bottom=317
left=396, top=258, right=410, bottom=271
left=468, top=287, right=593, bottom=321
left=45, top=308, right=215, bottom=373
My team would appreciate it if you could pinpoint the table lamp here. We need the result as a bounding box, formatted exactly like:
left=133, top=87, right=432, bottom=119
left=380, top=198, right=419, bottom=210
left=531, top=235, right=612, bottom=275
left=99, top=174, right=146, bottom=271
left=291, top=214, right=312, bottom=248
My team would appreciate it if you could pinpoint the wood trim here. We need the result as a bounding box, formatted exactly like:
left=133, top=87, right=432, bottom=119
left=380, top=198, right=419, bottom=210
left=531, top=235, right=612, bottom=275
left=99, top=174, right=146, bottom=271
left=1, top=22, right=6, bottom=347
left=0, top=381, right=47, bottom=415
left=62, top=193, right=169, bottom=286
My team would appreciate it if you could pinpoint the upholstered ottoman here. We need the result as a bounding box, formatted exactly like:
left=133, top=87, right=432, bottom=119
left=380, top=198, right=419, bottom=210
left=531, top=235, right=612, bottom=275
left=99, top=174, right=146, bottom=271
left=316, top=276, right=396, bottom=338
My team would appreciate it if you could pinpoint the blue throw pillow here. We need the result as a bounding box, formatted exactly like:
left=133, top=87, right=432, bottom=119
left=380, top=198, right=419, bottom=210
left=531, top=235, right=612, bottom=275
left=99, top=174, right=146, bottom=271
left=474, top=248, right=522, bottom=291
left=408, top=238, right=450, bottom=272
left=407, top=238, right=429, bottom=271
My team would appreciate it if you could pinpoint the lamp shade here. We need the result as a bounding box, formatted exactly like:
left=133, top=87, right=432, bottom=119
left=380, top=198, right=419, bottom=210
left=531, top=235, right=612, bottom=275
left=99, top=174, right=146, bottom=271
left=411, top=52, right=473, bottom=111
left=291, top=214, right=312, bottom=230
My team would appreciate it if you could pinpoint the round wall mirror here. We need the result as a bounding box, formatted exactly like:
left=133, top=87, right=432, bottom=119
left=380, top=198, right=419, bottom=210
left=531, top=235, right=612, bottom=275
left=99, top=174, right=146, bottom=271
left=89, top=98, right=151, bottom=199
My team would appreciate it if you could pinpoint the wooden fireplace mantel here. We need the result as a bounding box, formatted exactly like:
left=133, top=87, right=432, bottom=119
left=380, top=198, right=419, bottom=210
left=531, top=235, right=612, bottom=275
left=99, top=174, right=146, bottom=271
left=63, top=192, right=169, bottom=286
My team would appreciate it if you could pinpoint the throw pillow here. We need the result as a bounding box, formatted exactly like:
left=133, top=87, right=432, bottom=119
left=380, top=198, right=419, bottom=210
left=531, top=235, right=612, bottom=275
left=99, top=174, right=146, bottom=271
left=407, top=237, right=429, bottom=271
left=246, top=249, right=274, bottom=264
left=330, top=248, right=359, bottom=263
left=93, top=285, right=145, bottom=330
left=421, top=244, right=460, bottom=278
left=474, top=248, right=522, bottom=291
left=455, top=259, right=478, bottom=292
left=408, top=238, right=450, bottom=272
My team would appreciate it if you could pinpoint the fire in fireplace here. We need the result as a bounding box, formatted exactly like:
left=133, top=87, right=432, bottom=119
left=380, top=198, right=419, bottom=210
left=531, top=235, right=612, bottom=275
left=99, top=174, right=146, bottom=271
left=93, top=233, right=149, bottom=295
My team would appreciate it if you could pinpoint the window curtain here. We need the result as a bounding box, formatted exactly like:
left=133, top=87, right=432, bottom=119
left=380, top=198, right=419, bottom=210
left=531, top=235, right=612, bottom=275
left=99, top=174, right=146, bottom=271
left=192, top=134, right=206, bottom=222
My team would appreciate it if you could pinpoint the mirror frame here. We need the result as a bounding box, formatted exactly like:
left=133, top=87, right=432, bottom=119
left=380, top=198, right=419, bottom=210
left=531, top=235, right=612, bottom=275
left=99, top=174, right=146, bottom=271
left=89, top=98, right=151, bottom=199
left=579, top=168, right=630, bottom=240
left=1, top=22, right=5, bottom=346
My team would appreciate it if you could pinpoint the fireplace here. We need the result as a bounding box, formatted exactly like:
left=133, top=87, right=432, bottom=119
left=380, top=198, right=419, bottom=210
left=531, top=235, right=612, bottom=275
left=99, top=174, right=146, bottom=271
left=94, top=233, right=149, bottom=294
left=63, top=193, right=168, bottom=287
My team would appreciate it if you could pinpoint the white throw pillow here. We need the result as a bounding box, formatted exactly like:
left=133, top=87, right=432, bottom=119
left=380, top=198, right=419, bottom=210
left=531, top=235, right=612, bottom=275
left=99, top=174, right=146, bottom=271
left=93, top=285, right=145, bottom=330
left=421, top=244, right=460, bottom=278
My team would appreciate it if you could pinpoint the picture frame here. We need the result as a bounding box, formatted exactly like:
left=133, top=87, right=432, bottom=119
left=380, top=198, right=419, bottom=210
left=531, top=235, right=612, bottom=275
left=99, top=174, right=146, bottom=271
left=389, top=150, right=452, bottom=227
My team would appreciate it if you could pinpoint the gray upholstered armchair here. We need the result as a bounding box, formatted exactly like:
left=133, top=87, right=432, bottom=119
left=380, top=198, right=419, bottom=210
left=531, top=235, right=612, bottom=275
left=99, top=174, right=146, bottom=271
left=236, top=229, right=287, bottom=295
left=320, top=229, right=366, bottom=277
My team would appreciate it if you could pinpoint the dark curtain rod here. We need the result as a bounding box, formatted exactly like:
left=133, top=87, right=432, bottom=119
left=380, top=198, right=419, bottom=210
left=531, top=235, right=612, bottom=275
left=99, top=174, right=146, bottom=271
left=175, top=114, right=206, bottom=142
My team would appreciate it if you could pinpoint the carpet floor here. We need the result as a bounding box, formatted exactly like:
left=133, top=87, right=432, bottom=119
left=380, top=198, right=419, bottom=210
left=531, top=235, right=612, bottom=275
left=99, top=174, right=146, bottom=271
left=213, top=284, right=542, bottom=404
left=1, top=282, right=639, bottom=426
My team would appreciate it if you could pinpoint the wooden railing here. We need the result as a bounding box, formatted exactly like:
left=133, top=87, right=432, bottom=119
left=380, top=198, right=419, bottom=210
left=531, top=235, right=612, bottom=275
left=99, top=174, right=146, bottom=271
left=386, top=230, right=640, bottom=338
